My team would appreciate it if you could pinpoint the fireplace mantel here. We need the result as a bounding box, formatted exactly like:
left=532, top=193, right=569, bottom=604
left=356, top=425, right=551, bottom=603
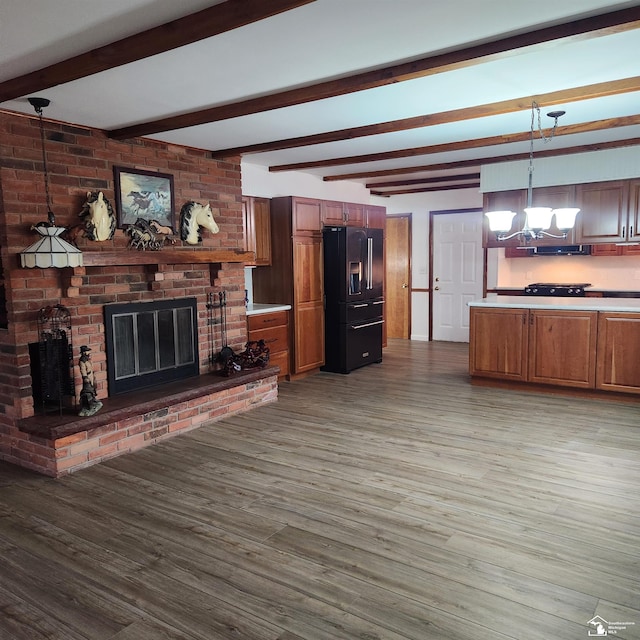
left=80, top=248, right=254, bottom=267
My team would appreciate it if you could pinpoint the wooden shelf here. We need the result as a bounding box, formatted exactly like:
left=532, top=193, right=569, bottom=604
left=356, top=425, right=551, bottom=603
left=80, top=248, right=255, bottom=267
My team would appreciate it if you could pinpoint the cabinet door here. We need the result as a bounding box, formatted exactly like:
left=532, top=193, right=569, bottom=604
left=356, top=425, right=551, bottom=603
left=293, top=198, right=322, bottom=234
left=482, top=190, right=526, bottom=248
left=345, top=202, right=365, bottom=227
left=628, top=179, right=640, bottom=242
left=596, top=312, right=640, bottom=394
left=469, top=307, right=529, bottom=380
left=292, top=236, right=324, bottom=372
left=321, top=200, right=345, bottom=226
left=528, top=310, right=597, bottom=388
left=575, top=181, right=628, bottom=244
left=365, top=205, right=386, bottom=229
left=252, top=198, right=271, bottom=265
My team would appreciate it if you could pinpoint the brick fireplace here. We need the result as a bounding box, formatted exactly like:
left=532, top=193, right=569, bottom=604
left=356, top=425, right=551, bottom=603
left=0, top=109, right=277, bottom=476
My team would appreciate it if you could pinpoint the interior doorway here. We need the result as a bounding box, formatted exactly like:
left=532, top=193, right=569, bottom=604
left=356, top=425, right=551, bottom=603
left=430, top=209, right=483, bottom=342
left=385, top=214, right=411, bottom=339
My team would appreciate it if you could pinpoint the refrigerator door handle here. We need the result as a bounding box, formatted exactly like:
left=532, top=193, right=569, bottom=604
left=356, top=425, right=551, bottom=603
left=351, top=303, right=369, bottom=308
left=372, top=300, right=384, bottom=305
left=367, top=237, right=373, bottom=290
left=350, top=319, right=385, bottom=330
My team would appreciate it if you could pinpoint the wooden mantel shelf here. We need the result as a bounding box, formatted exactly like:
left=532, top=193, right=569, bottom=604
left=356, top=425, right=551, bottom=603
left=80, top=248, right=254, bottom=267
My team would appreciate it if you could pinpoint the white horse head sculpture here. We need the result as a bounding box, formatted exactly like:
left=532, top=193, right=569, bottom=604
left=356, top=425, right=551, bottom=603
left=81, top=191, right=116, bottom=242
left=179, top=201, right=220, bottom=245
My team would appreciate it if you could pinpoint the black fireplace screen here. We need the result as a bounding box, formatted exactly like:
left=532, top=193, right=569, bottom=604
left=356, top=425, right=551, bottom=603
left=104, top=298, right=199, bottom=395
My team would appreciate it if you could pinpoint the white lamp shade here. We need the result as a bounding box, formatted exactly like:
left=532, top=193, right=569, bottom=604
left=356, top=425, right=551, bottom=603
left=20, top=226, right=83, bottom=268
left=553, top=207, right=580, bottom=230
left=485, top=210, right=516, bottom=233
left=524, top=207, right=553, bottom=231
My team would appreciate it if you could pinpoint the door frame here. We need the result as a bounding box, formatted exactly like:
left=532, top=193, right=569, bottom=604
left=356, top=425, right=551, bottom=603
left=386, top=213, right=412, bottom=340
left=429, top=207, right=485, bottom=341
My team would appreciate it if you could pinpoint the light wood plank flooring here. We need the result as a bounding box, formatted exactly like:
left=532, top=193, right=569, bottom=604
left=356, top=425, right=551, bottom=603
left=1, top=340, right=639, bottom=640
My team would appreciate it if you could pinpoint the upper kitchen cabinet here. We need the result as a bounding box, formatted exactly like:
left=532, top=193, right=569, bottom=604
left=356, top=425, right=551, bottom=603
left=242, top=196, right=271, bottom=266
left=482, top=190, right=526, bottom=248
left=574, top=180, right=633, bottom=244
left=365, top=205, right=387, bottom=230
left=292, top=197, right=322, bottom=234
left=321, top=200, right=364, bottom=227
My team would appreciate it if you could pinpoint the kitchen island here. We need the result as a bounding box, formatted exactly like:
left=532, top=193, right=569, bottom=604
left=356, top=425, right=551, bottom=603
left=469, top=296, right=640, bottom=397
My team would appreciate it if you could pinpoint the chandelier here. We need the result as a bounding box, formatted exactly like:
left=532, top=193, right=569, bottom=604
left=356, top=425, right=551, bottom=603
left=484, top=102, right=580, bottom=242
left=20, top=97, right=83, bottom=269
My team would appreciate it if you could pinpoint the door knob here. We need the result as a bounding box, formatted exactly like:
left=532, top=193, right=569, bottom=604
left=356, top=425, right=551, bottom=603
left=434, top=286, right=440, bottom=291
left=402, top=283, right=408, bottom=288
left=435, top=277, right=440, bottom=282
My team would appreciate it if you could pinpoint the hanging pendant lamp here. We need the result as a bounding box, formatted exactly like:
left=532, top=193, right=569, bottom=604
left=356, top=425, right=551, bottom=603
left=20, top=98, right=83, bottom=269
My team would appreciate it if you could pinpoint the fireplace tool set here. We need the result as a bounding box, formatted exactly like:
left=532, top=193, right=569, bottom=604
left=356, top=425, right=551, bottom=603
left=207, top=290, right=270, bottom=376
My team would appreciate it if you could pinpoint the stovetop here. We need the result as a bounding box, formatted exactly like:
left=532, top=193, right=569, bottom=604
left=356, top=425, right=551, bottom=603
left=524, top=283, right=592, bottom=296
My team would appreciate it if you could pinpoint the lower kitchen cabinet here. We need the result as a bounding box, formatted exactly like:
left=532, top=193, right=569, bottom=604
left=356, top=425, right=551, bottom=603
left=470, top=307, right=598, bottom=389
left=247, top=310, right=289, bottom=379
left=469, top=307, right=529, bottom=381
left=527, top=309, right=597, bottom=388
left=470, top=305, right=640, bottom=395
left=596, top=312, right=640, bottom=393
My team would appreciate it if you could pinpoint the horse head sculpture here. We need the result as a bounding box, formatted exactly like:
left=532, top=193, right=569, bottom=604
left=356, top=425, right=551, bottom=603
left=179, top=201, right=220, bottom=245
left=80, top=191, right=116, bottom=242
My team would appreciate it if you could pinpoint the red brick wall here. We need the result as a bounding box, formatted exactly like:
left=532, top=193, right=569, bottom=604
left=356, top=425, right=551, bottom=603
left=0, top=109, right=251, bottom=462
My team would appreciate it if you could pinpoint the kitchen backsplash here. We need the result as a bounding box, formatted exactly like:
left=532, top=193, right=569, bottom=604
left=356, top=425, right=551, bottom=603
left=492, top=250, right=640, bottom=291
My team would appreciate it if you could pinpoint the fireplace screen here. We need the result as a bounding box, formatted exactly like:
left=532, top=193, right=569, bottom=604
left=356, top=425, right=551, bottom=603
left=105, top=298, right=199, bottom=395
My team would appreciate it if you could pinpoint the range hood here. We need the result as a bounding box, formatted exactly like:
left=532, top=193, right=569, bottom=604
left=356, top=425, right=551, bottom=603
left=514, top=245, right=591, bottom=256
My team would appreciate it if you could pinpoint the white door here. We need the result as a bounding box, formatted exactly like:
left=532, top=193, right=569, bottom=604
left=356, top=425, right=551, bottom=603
left=432, top=210, right=484, bottom=342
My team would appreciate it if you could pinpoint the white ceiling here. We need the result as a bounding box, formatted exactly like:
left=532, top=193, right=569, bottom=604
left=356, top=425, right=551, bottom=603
left=2, top=0, right=640, bottom=195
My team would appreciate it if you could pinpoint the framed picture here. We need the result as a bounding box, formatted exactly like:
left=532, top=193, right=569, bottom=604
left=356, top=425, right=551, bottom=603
left=113, top=166, right=175, bottom=229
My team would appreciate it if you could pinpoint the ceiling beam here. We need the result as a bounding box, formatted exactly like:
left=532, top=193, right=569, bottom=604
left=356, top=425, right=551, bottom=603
left=366, top=173, right=480, bottom=189
left=269, top=114, right=640, bottom=172
left=324, top=137, right=640, bottom=181
left=371, top=182, right=481, bottom=197
left=0, top=0, right=316, bottom=103
left=210, top=77, right=640, bottom=157
left=108, top=6, right=640, bottom=140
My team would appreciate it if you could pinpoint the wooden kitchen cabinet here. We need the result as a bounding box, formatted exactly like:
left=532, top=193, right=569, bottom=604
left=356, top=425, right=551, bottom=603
left=365, top=205, right=386, bottom=229
left=253, top=197, right=324, bottom=376
left=321, top=200, right=365, bottom=227
left=242, top=196, right=271, bottom=266
left=574, top=180, right=631, bottom=244
left=469, top=307, right=529, bottom=381
left=527, top=309, right=597, bottom=388
left=247, top=310, right=289, bottom=379
left=596, top=312, right=640, bottom=393
left=470, top=307, right=598, bottom=389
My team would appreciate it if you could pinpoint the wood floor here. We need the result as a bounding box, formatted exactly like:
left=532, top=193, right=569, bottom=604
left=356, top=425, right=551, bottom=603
left=1, top=340, right=639, bottom=640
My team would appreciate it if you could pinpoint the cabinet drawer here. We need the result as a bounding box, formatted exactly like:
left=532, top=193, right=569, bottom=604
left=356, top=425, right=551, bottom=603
left=247, top=324, right=288, bottom=354
left=268, top=349, right=290, bottom=378
left=248, top=310, right=288, bottom=331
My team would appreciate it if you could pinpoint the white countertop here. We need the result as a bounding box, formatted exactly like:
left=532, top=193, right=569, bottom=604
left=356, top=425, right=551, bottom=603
left=246, top=303, right=292, bottom=316
left=470, top=295, right=640, bottom=313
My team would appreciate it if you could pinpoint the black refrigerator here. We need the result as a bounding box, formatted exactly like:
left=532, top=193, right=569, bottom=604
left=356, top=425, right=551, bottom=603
left=322, top=226, right=384, bottom=374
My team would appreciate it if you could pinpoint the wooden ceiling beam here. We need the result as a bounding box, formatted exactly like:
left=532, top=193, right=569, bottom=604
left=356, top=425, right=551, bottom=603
left=0, top=0, right=316, bottom=103
left=211, top=77, right=640, bottom=157
left=269, top=114, right=640, bottom=172
left=366, top=173, right=480, bottom=189
left=324, top=137, right=640, bottom=182
left=371, top=182, right=481, bottom=196
left=109, top=6, right=640, bottom=140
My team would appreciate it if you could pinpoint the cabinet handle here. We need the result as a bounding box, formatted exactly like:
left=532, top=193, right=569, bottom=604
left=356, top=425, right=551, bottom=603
left=623, top=225, right=626, bottom=239
left=631, top=226, right=634, bottom=238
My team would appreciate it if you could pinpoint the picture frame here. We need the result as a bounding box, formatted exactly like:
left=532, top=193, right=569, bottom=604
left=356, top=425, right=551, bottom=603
left=113, top=166, right=175, bottom=230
